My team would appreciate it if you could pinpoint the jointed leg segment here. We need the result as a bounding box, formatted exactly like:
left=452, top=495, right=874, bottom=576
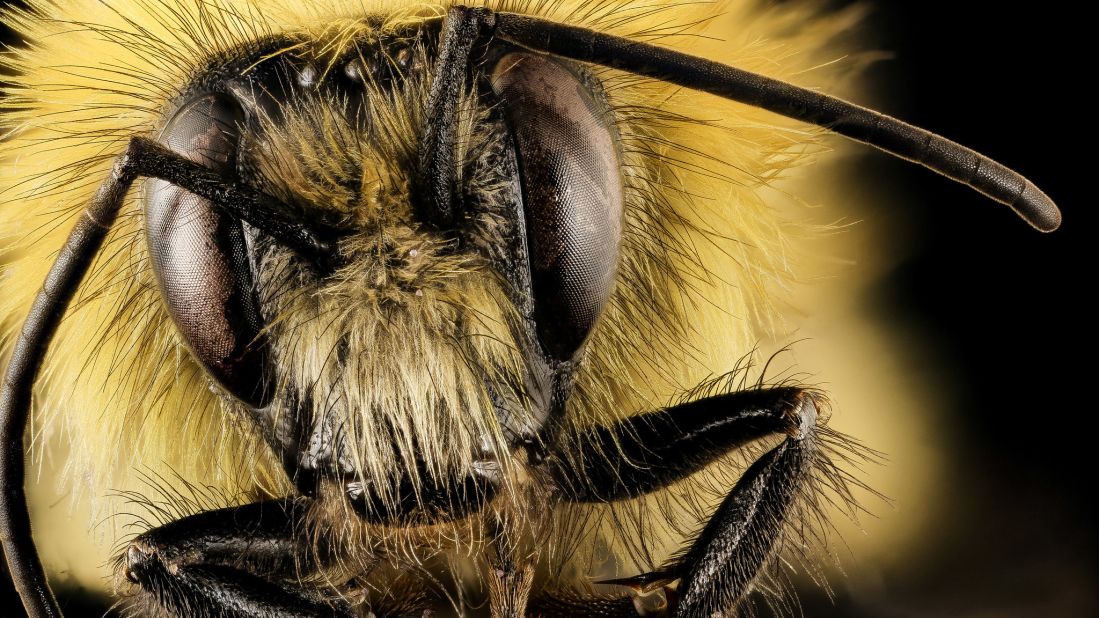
left=123, top=498, right=354, bottom=618
left=544, top=387, right=822, bottom=617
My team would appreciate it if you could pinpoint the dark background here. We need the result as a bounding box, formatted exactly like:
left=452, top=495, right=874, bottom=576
left=798, top=1, right=1094, bottom=615
left=2, top=1, right=1093, bottom=616
left=797, top=1, right=1094, bottom=616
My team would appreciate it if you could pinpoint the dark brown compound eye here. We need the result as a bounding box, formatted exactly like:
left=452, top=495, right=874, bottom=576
left=491, top=52, right=625, bottom=361
left=144, top=94, right=270, bottom=407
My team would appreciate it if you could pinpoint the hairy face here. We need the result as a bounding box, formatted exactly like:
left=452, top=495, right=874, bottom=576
left=221, top=36, right=544, bottom=511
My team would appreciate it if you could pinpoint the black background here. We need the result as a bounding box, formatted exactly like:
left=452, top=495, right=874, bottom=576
left=1, top=1, right=1094, bottom=616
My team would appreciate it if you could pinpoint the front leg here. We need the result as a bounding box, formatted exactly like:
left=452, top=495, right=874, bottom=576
left=672, top=413, right=814, bottom=616
left=124, top=477, right=493, bottom=618
left=123, top=498, right=356, bottom=618
left=543, top=387, right=830, bottom=617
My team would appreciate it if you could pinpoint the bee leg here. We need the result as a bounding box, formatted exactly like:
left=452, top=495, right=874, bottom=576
left=123, top=498, right=355, bottom=617
left=666, top=418, right=815, bottom=617
left=546, top=387, right=821, bottom=617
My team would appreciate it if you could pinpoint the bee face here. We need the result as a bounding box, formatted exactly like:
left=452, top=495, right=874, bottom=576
left=140, top=21, right=630, bottom=513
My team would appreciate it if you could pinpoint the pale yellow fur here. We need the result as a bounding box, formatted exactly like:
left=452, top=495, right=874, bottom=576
left=0, top=0, right=879, bottom=605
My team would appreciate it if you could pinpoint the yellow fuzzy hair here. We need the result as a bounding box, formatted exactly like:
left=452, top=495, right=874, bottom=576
left=0, top=0, right=882, bottom=608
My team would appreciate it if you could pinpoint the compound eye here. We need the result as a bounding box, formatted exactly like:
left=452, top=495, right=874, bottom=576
left=144, top=94, right=270, bottom=407
left=491, top=53, right=625, bottom=361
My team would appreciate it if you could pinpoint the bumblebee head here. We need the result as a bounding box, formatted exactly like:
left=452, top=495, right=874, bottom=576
left=141, top=20, right=632, bottom=506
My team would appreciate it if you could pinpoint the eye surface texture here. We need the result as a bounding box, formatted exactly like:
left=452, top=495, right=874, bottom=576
left=491, top=52, right=625, bottom=360
left=144, top=93, right=269, bottom=406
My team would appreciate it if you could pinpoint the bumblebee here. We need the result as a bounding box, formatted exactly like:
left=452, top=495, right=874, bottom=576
left=0, top=1, right=1059, bottom=616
